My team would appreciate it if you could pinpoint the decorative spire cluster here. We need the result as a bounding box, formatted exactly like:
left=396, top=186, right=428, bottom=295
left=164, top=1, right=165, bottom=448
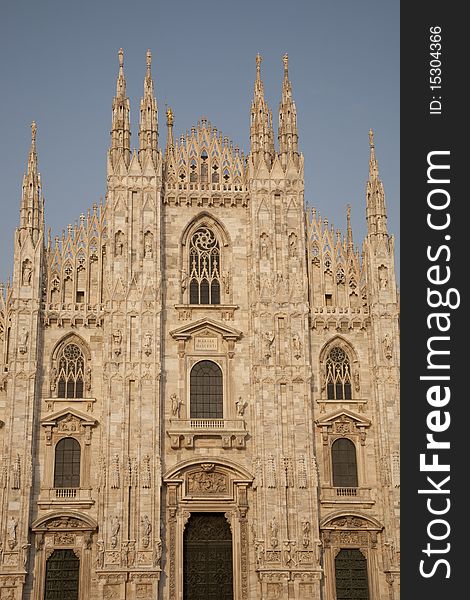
left=249, top=54, right=275, bottom=167
left=138, top=49, right=159, bottom=165
left=366, top=129, right=388, bottom=236
left=19, top=121, right=44, bottom=243
left=278, top=53, right=299, bottom=166
left=110, top=48, right=131, bottom=168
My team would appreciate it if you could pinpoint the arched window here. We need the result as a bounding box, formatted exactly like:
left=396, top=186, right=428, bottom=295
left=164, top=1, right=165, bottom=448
left=54, top=438, right=81, bottom=488
left=331, top=438, right=358, bottom=488
left=189, top=227, right=221, bottom=305
left=57, top=343, right=85, bottom=398
left=190, top=360, right=223, bottom=418
left=326, top=347, right=352, bottom=399
left=335, top=548, right=369, bottom=599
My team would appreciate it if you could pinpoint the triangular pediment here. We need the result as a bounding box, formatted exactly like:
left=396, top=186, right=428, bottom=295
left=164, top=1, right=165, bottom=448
left=128, top=150, right=142, bottom=175
left=170, top=317, right=242, bottom=341
left=41, top=407, right=98, bottom=428
left=315, top=409, right=371, bottom=429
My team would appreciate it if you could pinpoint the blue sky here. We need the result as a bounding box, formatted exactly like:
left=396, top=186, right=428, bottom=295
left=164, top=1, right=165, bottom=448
left=0, top=0, right=399, bottom=282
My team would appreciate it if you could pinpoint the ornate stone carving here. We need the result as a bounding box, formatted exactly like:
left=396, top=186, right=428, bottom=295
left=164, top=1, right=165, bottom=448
left=266, top=455, right=276, bottom=489
left=53, top=533, right=75, bottom=545
left=187, top=470, right=228, bottom=494
left=141, top=455, right=151, bottom=489
left=11, top=455, right=21, bottom=490
left=297, top=454, right=308, bottom=489
left=22, top=259, right=33, bottom=286
left=283, top=457, right=294, bottom=488
left=291, top=333, right=302, bottom=359
left=153, top=539, right=162, bottom=567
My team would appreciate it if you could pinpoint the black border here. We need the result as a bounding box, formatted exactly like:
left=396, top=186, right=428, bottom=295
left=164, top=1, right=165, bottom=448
left=401, top=4, right=465, bottom=596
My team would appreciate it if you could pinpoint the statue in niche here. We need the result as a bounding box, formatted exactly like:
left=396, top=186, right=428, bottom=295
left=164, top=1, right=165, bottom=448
left=18, top=327, right=29, bottom=354
left=235, top=397, right=247, bottom=416
left=288, top=232, right=298, bottom=258
left=383, top=334, right=393, bottom=360
left=96, top=539, right=105, bottom=568
left=112, top=330, right=122, bottom=357
left=260, top=232, right=270, bottom=259
left=22, top=259, right=32, bottom=286
left=144, top=232, right=153, bottom=258
left=7, top=517, right=18, bottom=549
left=379, top=265, right=389, bottom=289
left=255, top=540, right=264, bottom=565
left=302, top=521, right=311, bottom=548
left=270, top=516, right=279, bottom=548
left=292, top=333, right=302, bottom=360
left=141, top=515, right=152, bottom=548
left=110, top=515, right=120, bottom=548
left=153, top=540, right=162, bottom=567
left=263, top=331, right=275, bottom=359
left=143, top=331, right=152, bottom=356
left=114, top=231, right=125, bottom=256
left=354, top=372, right=360, bottom=392
left=171, top=394, right=183, bottom=417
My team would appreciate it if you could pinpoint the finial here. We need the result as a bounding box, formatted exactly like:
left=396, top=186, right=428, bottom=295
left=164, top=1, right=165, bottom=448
left=282, top=53, right=289, bottom=74
left=369, top=128, right=374, bottom=148
left=146, top=49, right=152, bottom=69
left=166, top=106, right=174, bottom=127
left=31, top=121, right=37, bottom=144
left=256, top=53, right=262, bottom=74
left=118, top=48, right=124, bottom=68
left=347, top=204, right=351, bottom=221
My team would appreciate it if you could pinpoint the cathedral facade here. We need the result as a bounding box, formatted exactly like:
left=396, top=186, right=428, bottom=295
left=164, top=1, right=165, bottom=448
left=0, top=50, right=400, bottom=600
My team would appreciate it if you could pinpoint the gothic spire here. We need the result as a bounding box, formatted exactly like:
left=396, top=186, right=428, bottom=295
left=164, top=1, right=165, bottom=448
left=366, top=129, right=388, bottom=236
left=278, top=53, right=299, bottom=166
left=138, top=49, right=158, bottom=165
left=19, top=121, right=44, bottom=243
left=346, top=204, right=354, bottom=253
left=110, top=48, right=131, bottom=168
left=249, top=53, right=274, bottom=167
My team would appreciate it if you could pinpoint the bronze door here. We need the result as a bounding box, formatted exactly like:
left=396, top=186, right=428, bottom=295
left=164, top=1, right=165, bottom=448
left=44, top=548, right=80, bottom=600
left=335, top=548, right=370, bottom=599
left=183, top=512, right=233, bottom=600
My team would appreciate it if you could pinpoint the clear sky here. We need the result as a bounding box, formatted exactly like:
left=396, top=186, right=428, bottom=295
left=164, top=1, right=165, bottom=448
left=0, top=0, right=399, bottom=283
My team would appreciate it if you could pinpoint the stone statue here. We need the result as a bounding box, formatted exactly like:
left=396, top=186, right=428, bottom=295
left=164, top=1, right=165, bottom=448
left=236, top=397, right=247, bottom=416
left=7, top=516, right=18, bottom=549
left=171, top=394, right=183, bottom=417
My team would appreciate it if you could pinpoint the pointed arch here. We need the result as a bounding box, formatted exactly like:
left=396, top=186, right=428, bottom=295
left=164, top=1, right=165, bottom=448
left=51, top=334, right=91, bottom=399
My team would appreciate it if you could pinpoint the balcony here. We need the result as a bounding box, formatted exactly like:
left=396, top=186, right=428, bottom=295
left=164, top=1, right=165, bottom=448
left=320, top=486, right=374, bottom=507
left=167, top=418, right=248, bottom=449
left=37, top=487, right=94, bottom=509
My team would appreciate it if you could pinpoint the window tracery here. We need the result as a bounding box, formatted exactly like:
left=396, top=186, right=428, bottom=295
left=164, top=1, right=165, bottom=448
left=326, top=347, right=352, bottom=400
left=189, top=227, right=221, bottom=305
left=56, top=343, right=85, bottom=398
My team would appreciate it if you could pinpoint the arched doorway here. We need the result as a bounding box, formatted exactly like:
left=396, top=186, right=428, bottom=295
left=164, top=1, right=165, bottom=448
left=183, top=512, right=233, bottom=600
left=44, top=548, right=80, bottom=600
